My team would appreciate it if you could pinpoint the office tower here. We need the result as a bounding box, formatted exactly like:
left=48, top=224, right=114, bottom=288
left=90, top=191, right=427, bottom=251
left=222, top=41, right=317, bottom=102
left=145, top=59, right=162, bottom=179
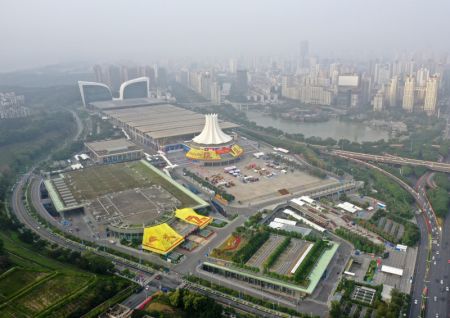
left=423, top=75, right=439, bottom=114
left=300, top=40, right=309, bottom=68
left=373, top=89, right=384, bottom=112
left=93, top=65, right=104, bottom=83
left=388, top=76, right=398, bottom=107
left=402, top=76, right=415, bottom=112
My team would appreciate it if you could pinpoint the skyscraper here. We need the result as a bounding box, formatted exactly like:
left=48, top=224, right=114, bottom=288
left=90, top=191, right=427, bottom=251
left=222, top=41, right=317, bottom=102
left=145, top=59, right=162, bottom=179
left=93, top=65, right=104, bottom=83
left=373, top=89, right=384, bottom=112
left=108, top=65, right=121, bottom=94
left=402, top=76, right=415, bottom=112
left=416, top=67, right=430, bottom=87
left=300, top=40, right=309, bottom=68
left=423, top=75, right=439, bottom=115
left=235, top=69, right=249, bottom=97
left=388, top=76, right=398, bottom=107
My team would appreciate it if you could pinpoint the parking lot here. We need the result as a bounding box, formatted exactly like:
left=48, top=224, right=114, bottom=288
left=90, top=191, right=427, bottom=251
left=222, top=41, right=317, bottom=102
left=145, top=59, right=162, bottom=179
left=188, top=154, right=336, bottom=204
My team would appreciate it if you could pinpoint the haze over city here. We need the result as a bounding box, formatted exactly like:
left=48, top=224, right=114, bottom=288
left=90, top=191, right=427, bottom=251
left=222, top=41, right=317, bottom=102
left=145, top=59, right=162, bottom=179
left=2, top=0, right=450, bottom=71
left=1, top=1, right=450, bottom=318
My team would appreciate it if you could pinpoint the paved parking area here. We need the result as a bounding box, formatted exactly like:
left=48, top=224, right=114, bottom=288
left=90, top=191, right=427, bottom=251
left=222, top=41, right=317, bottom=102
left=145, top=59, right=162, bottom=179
left=272, top=239, right=311, bottom=275
left=246, top=235, right=284, bottom=269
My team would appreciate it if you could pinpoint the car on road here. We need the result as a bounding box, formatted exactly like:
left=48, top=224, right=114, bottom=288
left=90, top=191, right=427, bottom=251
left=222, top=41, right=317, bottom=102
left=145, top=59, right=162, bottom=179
left=440, top=279, right=443, bottom=284
left=446, top=286, right=449, bottom=292
left=434, top=296, right=437, bottom=302
left=155, top=274, right=161, bottom=280
left=414, top=299, right=418, bottom=305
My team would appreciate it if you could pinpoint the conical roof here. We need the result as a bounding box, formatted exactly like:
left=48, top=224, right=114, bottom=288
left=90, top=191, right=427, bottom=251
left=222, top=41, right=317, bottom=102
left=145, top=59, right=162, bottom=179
left=192, top=114, right=233, bottom=145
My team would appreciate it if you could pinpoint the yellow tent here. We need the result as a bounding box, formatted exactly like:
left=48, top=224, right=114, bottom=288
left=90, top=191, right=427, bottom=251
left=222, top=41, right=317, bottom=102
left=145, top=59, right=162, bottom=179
left=175, top=208, right=213, bottom=229
left=141, top=223, right=184, bottom=255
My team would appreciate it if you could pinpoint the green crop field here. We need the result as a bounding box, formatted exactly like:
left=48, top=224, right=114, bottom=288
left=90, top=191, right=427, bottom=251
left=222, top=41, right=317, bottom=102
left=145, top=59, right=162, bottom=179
left=0, top=268, right=50, bottom=301
left=0, top=231, right=132, bottom=318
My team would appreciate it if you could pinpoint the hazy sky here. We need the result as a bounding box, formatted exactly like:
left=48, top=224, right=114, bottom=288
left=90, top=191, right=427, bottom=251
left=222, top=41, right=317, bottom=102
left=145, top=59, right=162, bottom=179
left=1, top=0, right=450, bottom=72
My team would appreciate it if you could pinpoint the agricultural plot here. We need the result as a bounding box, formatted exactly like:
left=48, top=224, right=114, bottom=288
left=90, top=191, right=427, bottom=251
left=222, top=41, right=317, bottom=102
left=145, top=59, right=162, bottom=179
left=0, top=268, right=50, bottom=302
left=3, top=274, right=92, bottom=317
left=0, top=231, right=133, bottom=318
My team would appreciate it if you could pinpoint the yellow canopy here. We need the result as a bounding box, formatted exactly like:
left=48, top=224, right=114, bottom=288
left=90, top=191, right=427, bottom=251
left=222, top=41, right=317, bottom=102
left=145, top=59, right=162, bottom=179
left=141, top=223, right=184, bottom=255
left=175, top=208, right=213, bottom=229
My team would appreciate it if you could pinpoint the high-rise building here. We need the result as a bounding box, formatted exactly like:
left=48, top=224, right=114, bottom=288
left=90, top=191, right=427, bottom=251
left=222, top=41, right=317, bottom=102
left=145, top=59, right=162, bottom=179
left=144, top=66, right=156, bottom=89
left=374, top=63, right=391, bottom=85
left=388, top=76, right=399, bottom=107
left=108, top=65, right=121, bottom=94
left=373, top=89, right=384, bottom=112
left=157, top=67, right=168, bottom=89
left=235, top=69, right=249, bottom=97
left=402, top=76, right=415, bottom=112
left=229, top=59, right=237, bottom=74
left=299, top=40, right=309, bottom=68
left=210, top=82, right=221, bottom=105
left=93, top=65, right=104, bottom=83
left=416, top=67, right=430, bottom=87
left=423, top=75, right=439, bottom=115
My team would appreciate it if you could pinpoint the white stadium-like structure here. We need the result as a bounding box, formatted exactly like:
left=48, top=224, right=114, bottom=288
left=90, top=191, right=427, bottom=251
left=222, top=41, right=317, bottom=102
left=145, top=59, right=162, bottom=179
left=78, top=81, right=113, bottom=107
left=192, top=114, right=233, bottom=145
left=119, top=77, right=150, bottom=100
left=185, top=114, right=244, bottom=165
left=78, top=77, right=150, bottom=107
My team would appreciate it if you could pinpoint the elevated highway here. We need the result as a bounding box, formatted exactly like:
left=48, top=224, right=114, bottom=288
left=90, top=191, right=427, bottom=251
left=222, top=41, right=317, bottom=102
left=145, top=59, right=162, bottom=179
left=331, top=150, right=450, bottom=173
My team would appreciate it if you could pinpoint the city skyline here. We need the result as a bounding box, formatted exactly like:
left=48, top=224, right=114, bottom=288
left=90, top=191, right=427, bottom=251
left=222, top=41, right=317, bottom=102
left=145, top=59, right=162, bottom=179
left=2, top=0, right=450, bottom=72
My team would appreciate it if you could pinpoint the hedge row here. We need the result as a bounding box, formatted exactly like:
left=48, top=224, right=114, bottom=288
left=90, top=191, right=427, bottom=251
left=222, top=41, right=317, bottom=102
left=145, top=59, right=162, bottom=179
left=293, top=240, right=328, bottom=283
left=232, top=231, right=270, bottom=264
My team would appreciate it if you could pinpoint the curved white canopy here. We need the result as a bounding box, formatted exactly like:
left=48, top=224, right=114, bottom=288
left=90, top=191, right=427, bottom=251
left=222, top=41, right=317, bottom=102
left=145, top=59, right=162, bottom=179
left=192, top=114, right=232, bottom=145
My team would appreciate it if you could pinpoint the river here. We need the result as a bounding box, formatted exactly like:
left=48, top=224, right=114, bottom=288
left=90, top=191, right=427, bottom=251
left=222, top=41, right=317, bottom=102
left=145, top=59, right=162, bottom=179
left=245, top=110, right=389, bottom=142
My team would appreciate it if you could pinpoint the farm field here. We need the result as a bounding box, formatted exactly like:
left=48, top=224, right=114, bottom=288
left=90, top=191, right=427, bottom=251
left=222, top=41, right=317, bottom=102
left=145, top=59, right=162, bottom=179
left=0, top=268, right=50, bottom=301
left=0, top=231, right=132, bottom=318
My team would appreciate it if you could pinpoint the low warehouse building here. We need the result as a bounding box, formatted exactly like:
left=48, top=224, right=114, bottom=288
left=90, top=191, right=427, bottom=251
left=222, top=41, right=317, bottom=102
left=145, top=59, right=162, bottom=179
left=85, top=138, right=143, bottom=164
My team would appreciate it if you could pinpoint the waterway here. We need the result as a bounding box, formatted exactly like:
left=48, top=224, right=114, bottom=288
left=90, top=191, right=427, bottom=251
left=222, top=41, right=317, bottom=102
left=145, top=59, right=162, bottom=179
left=245, top=110, right=390, bottom=142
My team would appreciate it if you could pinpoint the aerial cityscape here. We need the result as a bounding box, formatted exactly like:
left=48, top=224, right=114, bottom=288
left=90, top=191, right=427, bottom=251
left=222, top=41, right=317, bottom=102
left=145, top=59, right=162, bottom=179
left=1, top=1, right=450, bottom=318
